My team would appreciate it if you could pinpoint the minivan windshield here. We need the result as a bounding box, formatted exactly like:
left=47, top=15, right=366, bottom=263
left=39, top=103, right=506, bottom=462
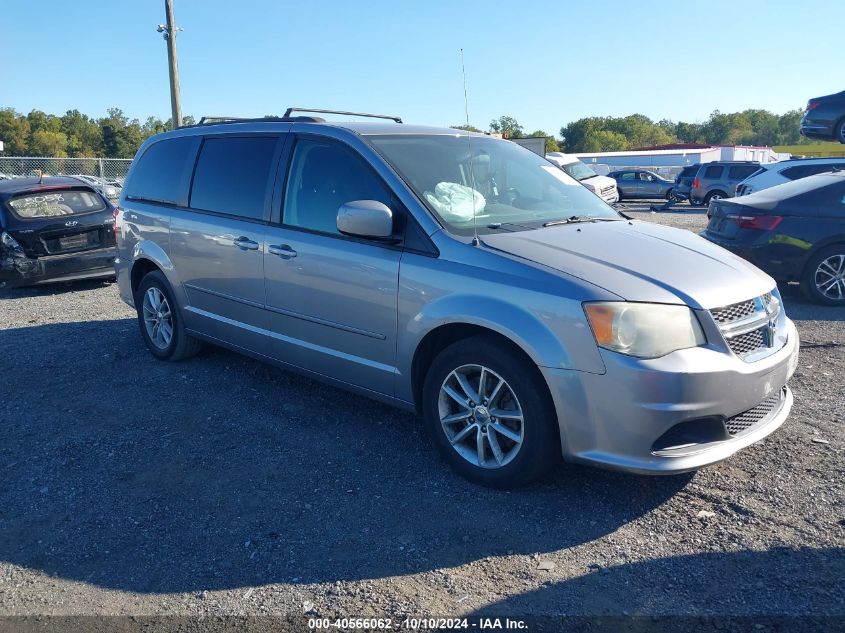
left=367, top=135, right=620, bottom=235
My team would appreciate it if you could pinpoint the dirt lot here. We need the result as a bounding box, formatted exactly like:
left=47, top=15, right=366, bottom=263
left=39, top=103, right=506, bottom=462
left=0, top=206, right=842, bottom=626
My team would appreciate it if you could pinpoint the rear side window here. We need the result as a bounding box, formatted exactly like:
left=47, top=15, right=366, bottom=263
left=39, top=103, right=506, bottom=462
left=704, top=166, right=724, bottom=179
left=190, top=136, right=280, bottom=220
left=7, top=189, right=105, bottom=219
left=781, top=164, right=841, bottom=181
left=124, top=137, right=198, bottom=206
left=728, top=165, right=759, bottom=179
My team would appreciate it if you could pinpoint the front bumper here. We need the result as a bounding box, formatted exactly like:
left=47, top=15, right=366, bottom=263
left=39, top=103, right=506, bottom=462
left=0, top=247, right=116, bottom=289
left=541, top=318, right=799, bottom=474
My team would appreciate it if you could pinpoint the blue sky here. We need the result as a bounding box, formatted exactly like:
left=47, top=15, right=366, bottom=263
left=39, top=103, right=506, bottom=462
left=2, top=0, right=842, bottom=134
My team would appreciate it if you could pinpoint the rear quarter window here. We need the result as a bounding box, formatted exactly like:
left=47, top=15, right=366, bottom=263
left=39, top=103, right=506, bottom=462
left=7, top=189, right=105, bottom=219
left=704, top=166, right=723, bottom=179
left=124, top=136, right=200, bottom=206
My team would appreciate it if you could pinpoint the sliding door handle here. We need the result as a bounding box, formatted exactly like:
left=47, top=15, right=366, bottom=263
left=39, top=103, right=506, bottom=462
left=233, top=236, right=259, bottom=250
left=268, top=244, right=297, bottom=259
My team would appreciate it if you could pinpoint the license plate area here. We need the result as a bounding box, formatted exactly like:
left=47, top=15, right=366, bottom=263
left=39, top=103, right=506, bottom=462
left=48, top=230, right=102, bottom=253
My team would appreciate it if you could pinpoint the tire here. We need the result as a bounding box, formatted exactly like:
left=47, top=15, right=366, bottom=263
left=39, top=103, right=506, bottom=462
left=704, top=191, right=727, bottom=205
left=837, top=118, right=845, bottom=145
left=801, top=245, right=845, bottom=306
left=665, top=188, right=674, bottom=200
left=421, top=335, right=559, bottom=488
left=135, top=270, right=202, bottom=361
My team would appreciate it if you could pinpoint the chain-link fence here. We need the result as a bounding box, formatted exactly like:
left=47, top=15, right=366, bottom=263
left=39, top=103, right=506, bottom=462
left=0, top=157, right=132, bottom=199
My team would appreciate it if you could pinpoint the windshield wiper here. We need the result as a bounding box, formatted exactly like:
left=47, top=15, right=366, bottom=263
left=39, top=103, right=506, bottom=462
left=543, top=215, right=618, bottom=227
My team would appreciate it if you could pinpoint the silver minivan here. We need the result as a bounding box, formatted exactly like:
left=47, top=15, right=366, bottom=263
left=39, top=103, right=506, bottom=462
left=114, top=111, right=799, bottom=487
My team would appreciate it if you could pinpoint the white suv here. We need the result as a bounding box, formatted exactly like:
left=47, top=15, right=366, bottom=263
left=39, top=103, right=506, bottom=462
left=736, top=158, right=845, bottom=196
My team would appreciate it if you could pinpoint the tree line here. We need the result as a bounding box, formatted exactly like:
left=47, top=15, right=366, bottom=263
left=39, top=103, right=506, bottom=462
left=459, top=109, right=814, bottom=153
left=0, top=108, right=195, bottom=159
left=0, top=106, right=815, bottom=159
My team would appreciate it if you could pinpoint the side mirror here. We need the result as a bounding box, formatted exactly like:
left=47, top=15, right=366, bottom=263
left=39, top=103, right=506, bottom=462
left=337, top=200, right=394, bottom=239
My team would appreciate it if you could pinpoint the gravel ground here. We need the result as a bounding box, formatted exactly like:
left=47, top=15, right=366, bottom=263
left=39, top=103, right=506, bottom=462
left=0, top=206, right=842, bottom=626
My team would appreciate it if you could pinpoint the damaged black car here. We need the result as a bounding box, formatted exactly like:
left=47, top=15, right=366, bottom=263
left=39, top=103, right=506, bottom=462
left=0, top=177, right=117, bottom=289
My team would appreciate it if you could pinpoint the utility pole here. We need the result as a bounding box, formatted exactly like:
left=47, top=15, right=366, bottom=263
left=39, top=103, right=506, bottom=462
left=157, top=0, right=183, bottom=129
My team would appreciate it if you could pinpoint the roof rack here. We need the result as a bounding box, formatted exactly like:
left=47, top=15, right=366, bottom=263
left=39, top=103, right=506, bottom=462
left=196, top=115, right=325, bottom=125
left=283, top=107, right=403, bottom=123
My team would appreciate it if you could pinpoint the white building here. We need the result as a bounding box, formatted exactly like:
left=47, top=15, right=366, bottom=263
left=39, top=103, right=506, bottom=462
left=574, top=144, right=790, bottom=179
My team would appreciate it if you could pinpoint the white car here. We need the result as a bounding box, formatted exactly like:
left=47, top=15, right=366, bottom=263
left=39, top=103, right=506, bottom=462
left=735, top=158, right=845, bottom=196
left=545, top=152, right=619, bottom=204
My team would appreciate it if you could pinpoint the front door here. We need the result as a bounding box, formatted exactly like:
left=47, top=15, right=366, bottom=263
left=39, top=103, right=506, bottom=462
left=263, top=136, right=402, bottom=396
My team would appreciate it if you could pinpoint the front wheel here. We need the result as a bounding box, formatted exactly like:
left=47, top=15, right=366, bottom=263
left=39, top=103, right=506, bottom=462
left=837, top=118, right=845, bottom=144
left=135, top=270, right=202, bottom=361
left=802, top=245, right=845, bottom=305
left=422, top=335, right=559, bottom=488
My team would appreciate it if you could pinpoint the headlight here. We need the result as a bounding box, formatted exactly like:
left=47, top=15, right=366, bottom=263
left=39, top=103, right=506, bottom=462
left=584, top=302, right=705, bottom=358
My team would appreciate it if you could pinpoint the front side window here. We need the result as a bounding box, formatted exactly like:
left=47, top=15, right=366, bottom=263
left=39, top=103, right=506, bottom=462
left=283, top=139, right=392, bottom=235
left=190, top=136, right=279, bottom=220
left=7, top=188, right=105, bottom=219
left=367, top=135, right=619, bottom=235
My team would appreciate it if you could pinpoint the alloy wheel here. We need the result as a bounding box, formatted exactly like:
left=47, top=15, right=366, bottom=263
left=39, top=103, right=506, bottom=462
left=142, top=287, right=174, bottom=350
left=438, top=364, right=524, bottom=469
left=815, top=253, right=845, bottom=301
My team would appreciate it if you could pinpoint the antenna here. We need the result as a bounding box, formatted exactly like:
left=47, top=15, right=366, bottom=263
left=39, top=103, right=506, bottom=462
left=460, top=48, right=480, bottom=246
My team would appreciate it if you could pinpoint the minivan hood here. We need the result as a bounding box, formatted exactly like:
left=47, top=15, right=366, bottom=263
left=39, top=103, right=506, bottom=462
left=482, top=220, right=774, bottom=308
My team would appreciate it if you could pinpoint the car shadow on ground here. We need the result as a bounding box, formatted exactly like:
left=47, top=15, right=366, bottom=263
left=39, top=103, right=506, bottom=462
left=0, top=318, right=693, bottom=594
left=468, top=546, right=845, bottom=621
left=0, top=279, right=114, bottom=300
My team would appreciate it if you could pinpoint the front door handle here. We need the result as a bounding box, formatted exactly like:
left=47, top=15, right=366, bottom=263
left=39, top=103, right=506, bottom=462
left=233, top=236, right=259, bottom=250
left=268, top=244, right=297, bottom=259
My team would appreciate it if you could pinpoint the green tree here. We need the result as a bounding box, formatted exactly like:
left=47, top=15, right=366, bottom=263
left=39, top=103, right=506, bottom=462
left=100, top=108, right=143, bottom=158
left=528, top=130, right=559, bottom=153
left=489, top=115, right=524, bottom=138
left=60, top=109, right=103, bottom=156
left=29, top=129, right=68, bottom=157
left=0, top=108, right=31, bottom=155
left=26, top=110, right=62, bottom=134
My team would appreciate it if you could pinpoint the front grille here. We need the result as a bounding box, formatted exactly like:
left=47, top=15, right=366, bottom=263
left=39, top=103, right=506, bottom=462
left=600, top=185, right=615, bottom=196
left=711, top=299, right=755, bottom=324
left=724, top=387, right=786, bottom=435
left=710, top=291, right=781, bottom=361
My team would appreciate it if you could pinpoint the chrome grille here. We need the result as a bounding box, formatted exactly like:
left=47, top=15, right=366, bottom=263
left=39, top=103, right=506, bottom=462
left=711, top=299, right=755, bottom=324
left=726, top=327, right=766, bottom=357
left=600, top=186, right=615, bottom=195
left=710, top=291, right=781, bottom=361
left=724, top=388, right=785, bottom=435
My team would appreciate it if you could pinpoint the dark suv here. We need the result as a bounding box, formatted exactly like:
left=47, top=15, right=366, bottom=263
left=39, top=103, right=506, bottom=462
left=1, top=177, right=116, bottom=288
left=690, top=162, right=760, bottom=206
left=800, top=90, right=845, bottom=144
left=674, top=164, right=700, bottom=201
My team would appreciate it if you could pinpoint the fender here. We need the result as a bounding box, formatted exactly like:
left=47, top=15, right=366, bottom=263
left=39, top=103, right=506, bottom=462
left=397, top=291, right=607, bottom=403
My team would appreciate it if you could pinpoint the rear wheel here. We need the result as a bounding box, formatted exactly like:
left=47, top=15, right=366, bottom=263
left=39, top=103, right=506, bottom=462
left=422, top=335, right=559, bottom=488
left=135, top=271, right=202, bottom=360
left=837, top=118, right=845, bottom=144
left=802, top=245, right=845, bottom=306
left=704, top=191, right=727, bottom=205
left=665, top=188, right=675, bottom=200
